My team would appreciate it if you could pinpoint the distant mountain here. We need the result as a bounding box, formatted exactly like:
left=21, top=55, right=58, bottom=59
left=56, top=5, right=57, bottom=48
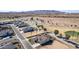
left=24, top=10, right=65, bottom=14
left=1, top=10, right=79, bottom=18
left=0, top=10, right=65, bottom=15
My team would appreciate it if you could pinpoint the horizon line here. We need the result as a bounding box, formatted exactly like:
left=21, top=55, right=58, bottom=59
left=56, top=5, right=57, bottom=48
left=0, top=10, right=79, bottom=13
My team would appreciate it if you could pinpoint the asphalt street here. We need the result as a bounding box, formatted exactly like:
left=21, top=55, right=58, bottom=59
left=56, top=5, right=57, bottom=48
left=11, top=24, right=33, bottom=49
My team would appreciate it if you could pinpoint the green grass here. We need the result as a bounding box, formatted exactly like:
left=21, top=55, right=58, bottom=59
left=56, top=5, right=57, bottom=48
left=64, top=31, right=79, bottom=43
left=65, top=31, right=79, bottom=37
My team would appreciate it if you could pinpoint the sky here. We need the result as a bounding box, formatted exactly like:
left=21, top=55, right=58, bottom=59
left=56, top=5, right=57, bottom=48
left=0, top=0, right=79, bottom=12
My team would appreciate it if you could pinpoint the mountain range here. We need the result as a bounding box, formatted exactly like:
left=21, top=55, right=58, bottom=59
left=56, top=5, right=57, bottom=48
left=0, top=10, right=66, bottom=14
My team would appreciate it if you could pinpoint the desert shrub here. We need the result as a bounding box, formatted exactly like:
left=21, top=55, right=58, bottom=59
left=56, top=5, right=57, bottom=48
left=54, top=30, right=59, bottom=35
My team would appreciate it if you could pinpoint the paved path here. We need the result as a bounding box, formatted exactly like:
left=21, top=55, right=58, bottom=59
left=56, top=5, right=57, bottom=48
left=11, top=24, right=33, bottom=49
left=48, top=33, right=75, bottom=48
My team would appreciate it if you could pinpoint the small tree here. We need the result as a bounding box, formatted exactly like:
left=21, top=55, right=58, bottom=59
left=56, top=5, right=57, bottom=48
left=43, top=28, right=47, bottom=31
left=54, top=30, right=59, bottom=35
left=43, top=28, right=47, bottom=34
left=65, top=34, right=70, bottom=40
left=36, top=18, right=38, bottom=20
left=30, top=17, right=33, bottom=21
left=58, top=33, right=63, bottom=38
left=36, top=22, right=38, bottom=26
left=48, top=21, right=50, bottom=24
